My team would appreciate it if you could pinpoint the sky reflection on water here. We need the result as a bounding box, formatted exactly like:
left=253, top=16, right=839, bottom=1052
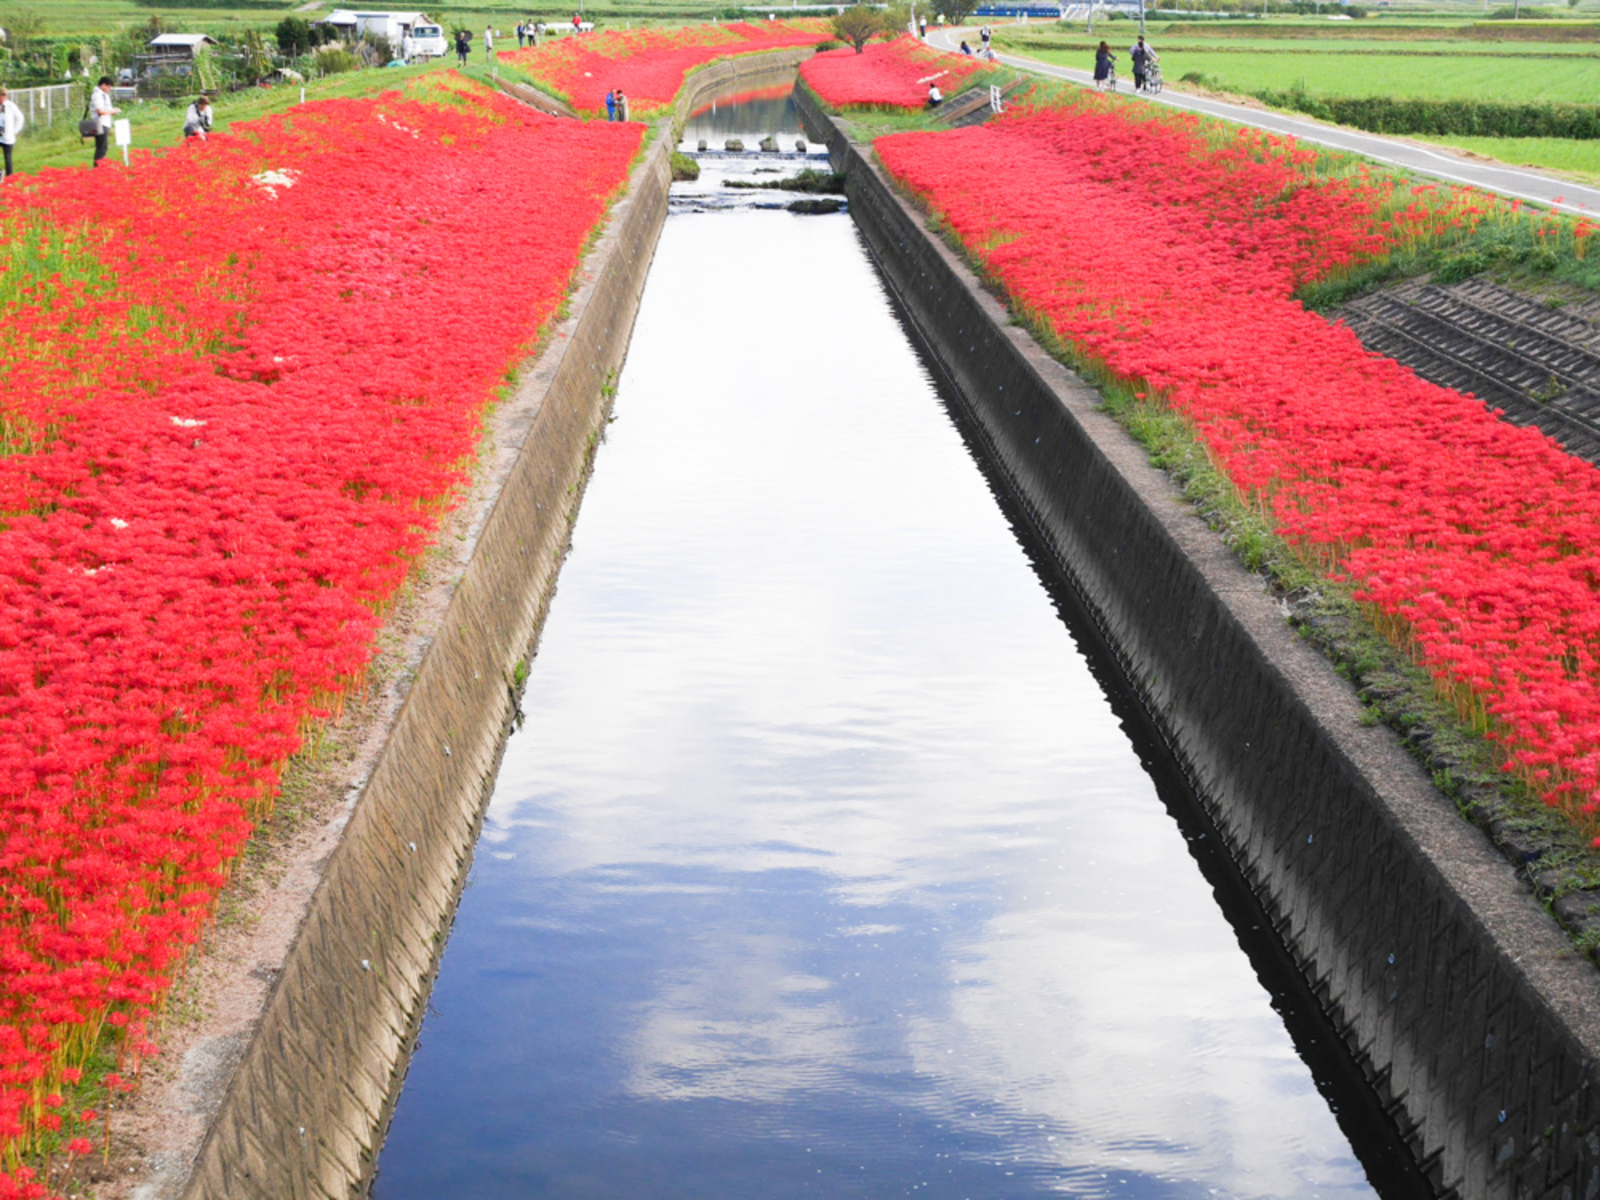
left=371, top=172, right=1375, bottom=1200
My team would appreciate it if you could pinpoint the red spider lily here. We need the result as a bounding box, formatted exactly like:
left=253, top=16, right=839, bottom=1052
left=497, top=20, right=831, bottom=116
left=876, top=94, right=1600, bottom=840
left=800, top=36, right=984, bottom=110
left=0, top=72, right=639, bottom=1194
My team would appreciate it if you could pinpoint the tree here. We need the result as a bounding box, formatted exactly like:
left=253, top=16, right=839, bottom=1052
left=939, top=0, right=983, bottom=25
left=276, top=16, right=312, bottom=56
left=831, top=5, right=885, bottom=52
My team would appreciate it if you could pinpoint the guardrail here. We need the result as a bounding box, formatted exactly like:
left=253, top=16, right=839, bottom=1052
left=9, top=82, right=81, bottom=134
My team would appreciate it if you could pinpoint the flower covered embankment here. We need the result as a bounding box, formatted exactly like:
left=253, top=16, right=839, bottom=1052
left=875, top=97, right=1600, bottom=835
left=0, top=73, right=639, bottom=1195
left=498, top=20, right=830, bottom=117
left=800, top=36, right=985, bottom=109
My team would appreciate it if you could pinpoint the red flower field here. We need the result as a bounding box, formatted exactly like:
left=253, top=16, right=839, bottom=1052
left=498, top=20, right=829, bottom=116
left=0, top=73, right=639, bottom=1194
left=800, top=36, right=985, bottom=109
left=876, top=97, right=1600, bottom=834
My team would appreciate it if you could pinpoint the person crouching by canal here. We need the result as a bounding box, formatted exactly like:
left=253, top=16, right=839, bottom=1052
left=926, top=81, right=943, bottom=109
left=183, top=94, right=212, bottom=142
left=605, top=89, right=617, bottom=121
left=0, top=89, right=23, bottom=182
left=90, top=77, right=119, bottom=167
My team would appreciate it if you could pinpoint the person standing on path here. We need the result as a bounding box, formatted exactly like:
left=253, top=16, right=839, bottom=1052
left=918, top=14, right=927, bottom=38
left=615, top=89, right=629, bottom=122
left=1130, top=36, right=1154, bottom=92
left=516, top=21, right=526, bottom=47
left=979, top=24, right=991, bottom=51
left=604, top=89, right=617, bottom=121
left=89, top=76, right=118, bottom=167
left=1093, top=41, right=1114, bottom=89
left=401, top=31, right=413, bottom=62
left=483, top=24, right=494, bottom=58
left=455, top=28, right=470, bottom=65
left=0, top=89, right=24, bottom=181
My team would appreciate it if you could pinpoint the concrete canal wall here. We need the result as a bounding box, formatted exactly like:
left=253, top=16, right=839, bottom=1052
left=795, top=87, right=1600, bottom=1200
left=176, top=49, right=812, bottom=1200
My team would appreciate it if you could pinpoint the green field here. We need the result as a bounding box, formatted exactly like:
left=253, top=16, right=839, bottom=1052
left=1415, top=132, right=1600, bottom=179
left=8, top=0, right=733, bottom=38
left=1157, top=48, right=1600, bottom=100
left=993, top=26, right=1600, bottom=102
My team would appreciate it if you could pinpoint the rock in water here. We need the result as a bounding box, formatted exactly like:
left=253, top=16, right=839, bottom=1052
left=759, top=135, right=778, bottom=153
left=788, top=197, right=843, bottom=215
left=697, top=139, right=707, bottom=152
left=795, top=139, right=807, bottom=153
left=724, top=138, right=744, bottom=152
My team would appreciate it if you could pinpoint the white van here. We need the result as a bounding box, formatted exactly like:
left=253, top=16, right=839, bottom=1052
left=408, top=22, right=447, bottom=59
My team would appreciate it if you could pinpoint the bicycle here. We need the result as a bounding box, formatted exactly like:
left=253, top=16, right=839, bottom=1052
left=1144, top=60, right=1163, bottom=95
left=1097, top=65, right=1118, bottom=92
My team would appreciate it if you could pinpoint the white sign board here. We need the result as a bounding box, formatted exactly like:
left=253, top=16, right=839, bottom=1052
left=113, top=118, right=131, bottom=147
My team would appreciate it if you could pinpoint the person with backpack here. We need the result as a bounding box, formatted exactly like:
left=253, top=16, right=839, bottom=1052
left=0, top=88, right=24, bottom=181
left=455, top=28, right=471, bottom=65
left=88, top=77, right=119, bottom=168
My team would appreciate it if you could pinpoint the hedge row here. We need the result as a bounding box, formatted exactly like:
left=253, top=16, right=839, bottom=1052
left=1253, top=89, right=1600, bottom=138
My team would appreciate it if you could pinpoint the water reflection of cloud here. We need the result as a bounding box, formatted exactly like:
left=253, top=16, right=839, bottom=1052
left=432, top=211, right=1373, bottom=1198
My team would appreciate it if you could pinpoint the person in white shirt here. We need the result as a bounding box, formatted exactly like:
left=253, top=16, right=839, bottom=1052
left=183, top=94, right=212, bottom=141
left=89, top=76, right=119, bottom=168
left=927, top=81, right=943, bottom=108
left=0, top=88, right=24, bottom=181
left=483, top=25, right=494, bottom=56
left=401, top=32, right=413, bottom=62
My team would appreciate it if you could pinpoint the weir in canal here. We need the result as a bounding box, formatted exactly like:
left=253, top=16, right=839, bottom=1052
left=368, top=81, right=1420, bottom=1199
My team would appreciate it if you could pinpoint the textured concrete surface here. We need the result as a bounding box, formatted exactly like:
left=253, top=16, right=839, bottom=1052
left=798, top=86, right=1600, bottom=1199
left=177, top=48, right=816, bottom=1200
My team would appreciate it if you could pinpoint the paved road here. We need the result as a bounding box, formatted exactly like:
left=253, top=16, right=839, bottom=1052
left=927, top=25, right=1600, bottom=216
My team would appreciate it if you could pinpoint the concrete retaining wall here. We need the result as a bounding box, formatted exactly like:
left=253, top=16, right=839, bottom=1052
left=797, top=87, right=1600, bottom=1200
left=179, top=49, right=812, bottom=1200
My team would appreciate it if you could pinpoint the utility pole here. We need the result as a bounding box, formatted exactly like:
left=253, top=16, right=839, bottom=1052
left=1138, top=0, right=1145, bottom=36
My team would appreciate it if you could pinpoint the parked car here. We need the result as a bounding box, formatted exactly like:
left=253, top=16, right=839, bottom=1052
left=408, top=22, right=447, bottom=58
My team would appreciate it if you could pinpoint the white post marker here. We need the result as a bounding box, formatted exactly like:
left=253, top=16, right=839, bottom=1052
left=989, top=83, right=1002, bottom=113
left=300, top=85, right=306, bottom=104
left=113, top=117, right=131, bottom=166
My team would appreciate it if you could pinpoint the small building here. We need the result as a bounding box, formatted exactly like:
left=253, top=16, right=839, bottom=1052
left=143, top=33, right=218, bottom=67
left=132, top=33, right=218, bottom=91
left=318, top=10, right=433, bottom=43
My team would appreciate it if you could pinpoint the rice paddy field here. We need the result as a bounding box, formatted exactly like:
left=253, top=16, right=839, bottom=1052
left=993, top=28, right=1600, bottom=103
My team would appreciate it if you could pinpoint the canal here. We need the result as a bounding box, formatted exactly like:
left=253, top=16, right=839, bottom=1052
left=370, top=85, right=1407, bottom=1199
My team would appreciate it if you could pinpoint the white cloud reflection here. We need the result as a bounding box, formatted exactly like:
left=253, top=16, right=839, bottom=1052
left=478, top=209, right=1373, bottom=1199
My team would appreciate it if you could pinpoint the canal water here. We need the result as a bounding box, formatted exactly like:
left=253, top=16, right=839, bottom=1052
left=371, top=88, right=1393, bottom=1200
